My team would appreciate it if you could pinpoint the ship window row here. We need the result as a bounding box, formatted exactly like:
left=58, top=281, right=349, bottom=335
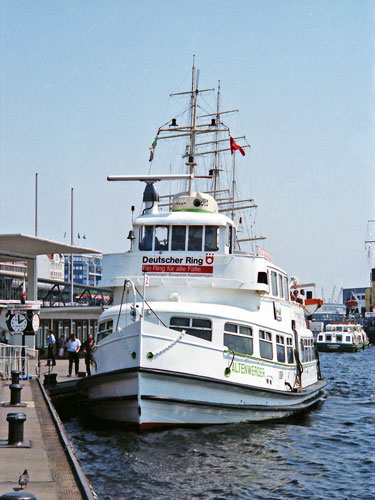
left=270, top=271, right=289, bottom=301
left=139, top=225, right=219, bottom=252
left=170, top=317, right=297, bottom=365
left=318, top=333, right=352, bottom=343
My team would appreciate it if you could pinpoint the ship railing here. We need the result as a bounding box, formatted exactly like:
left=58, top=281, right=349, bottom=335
left=0, top=343, right=39, bottom=380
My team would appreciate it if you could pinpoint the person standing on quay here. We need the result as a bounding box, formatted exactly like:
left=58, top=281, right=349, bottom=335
left=82, top=333, right=95, bottom=376
left=67, top=333, right=81, bottom=377
left=46, top=329, right=56, bottom=366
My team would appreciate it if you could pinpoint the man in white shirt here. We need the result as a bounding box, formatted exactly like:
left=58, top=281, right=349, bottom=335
left=67, top=333, right=81, bottom=377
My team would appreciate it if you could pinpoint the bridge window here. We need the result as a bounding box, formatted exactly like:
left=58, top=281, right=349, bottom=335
left=284, top=277, right=289, bottom=301
left=257, top=272, right=268, bottom=284
left=205, top=226, right=219, bottom=251
left=170, top=316, right=212, bottom=341
left=154, top=226, right=169, bottom=250
left=139, top=226, right=153, bottom=250
left=271, top=272, right=278, bottom=296
left=224, top=323, right=253, bottom=356
left=188, top=226, right=203, bottom=251
left=171, top=226, right=186, bottom=251
left=278, top=275, right=284, bottom=299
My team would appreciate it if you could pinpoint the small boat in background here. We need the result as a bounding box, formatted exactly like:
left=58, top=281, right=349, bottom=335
left=315, top=322, right=369, bottom=352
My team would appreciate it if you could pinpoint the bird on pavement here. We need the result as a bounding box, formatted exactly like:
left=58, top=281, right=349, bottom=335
left=18, top=469, right=29, bottom=489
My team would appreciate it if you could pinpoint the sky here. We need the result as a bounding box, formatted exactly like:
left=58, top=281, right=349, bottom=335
left=0, top=0, right=374, bottom=300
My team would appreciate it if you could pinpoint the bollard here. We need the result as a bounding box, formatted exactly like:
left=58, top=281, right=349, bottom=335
left=9, top=384, right=23, bottom=406
left=11, top=370, right=21, bottom=385
left=43, top=373, right=57, bottom=386
left=0, top=492, right=36, bottom=499
left=6, top=412, right=27, bottom=446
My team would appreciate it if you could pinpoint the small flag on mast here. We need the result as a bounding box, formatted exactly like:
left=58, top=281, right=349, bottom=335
left=230, top=136, right=245, bottom=156
left=149, top=138, right=158, bottom=162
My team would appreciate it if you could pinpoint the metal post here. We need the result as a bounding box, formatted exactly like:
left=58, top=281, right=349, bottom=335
left=11, top=370, right=21, bottom=384
left=70, top=188, right=74, bottom=304
left=9, top=384, right=23, bottom=405
left=7, top=412, right=27, bottom=445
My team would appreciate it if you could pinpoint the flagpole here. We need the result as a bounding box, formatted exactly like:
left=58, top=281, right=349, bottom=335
left=70, top=188, right=74, bottom=304
left=231, top=152, right=236, bottom=222
left=35, top=173, right=38, bottom=236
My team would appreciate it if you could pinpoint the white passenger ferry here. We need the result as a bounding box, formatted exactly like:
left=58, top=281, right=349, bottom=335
left=82, top=63, right=326, bottom=430
left=316, top=323, right=369, bottom=352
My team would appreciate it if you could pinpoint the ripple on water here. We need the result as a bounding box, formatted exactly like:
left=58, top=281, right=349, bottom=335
left=64, top=346, right=375, bottom=500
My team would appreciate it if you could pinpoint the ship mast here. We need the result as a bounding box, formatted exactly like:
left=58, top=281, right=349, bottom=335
left=187, top=56, right=198, bottom=195
left=213, top=80, right=221, bottom=194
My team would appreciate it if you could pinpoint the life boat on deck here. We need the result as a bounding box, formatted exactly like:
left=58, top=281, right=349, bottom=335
left=304, top=298, right=324, bottom=315
left=345, top=299, right=358, bottom=309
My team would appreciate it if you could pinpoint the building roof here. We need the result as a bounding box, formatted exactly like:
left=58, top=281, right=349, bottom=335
left=0, top=234, right=101, bottom=262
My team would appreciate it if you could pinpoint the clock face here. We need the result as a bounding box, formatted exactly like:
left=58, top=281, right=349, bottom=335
left=32, top=314, right=40, bottom=332
left=10, top=314, right=28, bottom=333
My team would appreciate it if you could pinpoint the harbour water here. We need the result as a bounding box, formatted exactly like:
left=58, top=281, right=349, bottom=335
left=64, top=347, right=374, bottom=500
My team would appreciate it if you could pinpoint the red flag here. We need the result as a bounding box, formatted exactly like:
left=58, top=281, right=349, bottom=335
left=21, top=279, right=26, bottom=304
left=230, top=136, right=245, bottom=156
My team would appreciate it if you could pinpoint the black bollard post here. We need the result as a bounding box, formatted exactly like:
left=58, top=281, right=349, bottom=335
left=6, top=412, right=27, bottom=446
left=43, top=373, right=57, bottom=386
left=9, top=384, right=23, bottom=405
left=0, top=492, right=36, bottom=499
left=11, top=370, right=21, bottom=385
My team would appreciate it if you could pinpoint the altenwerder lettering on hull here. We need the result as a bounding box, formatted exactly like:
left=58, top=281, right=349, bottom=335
left=232, top=362, right=265, bottom=377
left=142, top=264, right=213, bottom=274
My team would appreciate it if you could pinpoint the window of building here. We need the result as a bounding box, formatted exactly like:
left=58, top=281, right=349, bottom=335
left=188, top=226, right=203, bottom=251
left=204, top=226, right=219, bottom=251
left=154, top=226, right=169, bottom=251
left=271, top=272, right=278, bottom=296
left=259, top=330, right=273, bottom=360
left=171, top=226, right=186, bottom=251
left=170, top=317, right=212, bottom=341
left=276, top=334, right=286, bottom=363
left=224, top=323, right=253, bottom=356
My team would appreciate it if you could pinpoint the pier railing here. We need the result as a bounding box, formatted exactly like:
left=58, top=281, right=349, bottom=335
left=0, top=343, right=39, bottom=380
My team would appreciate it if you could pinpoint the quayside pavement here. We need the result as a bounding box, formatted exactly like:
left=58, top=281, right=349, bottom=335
left=0, top=359, right=96, bottom=500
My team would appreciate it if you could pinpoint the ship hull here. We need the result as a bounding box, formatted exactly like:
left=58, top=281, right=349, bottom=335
left=80, top=367, right=327, bottom=430
left=316, top=342, right=366, bottom=353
